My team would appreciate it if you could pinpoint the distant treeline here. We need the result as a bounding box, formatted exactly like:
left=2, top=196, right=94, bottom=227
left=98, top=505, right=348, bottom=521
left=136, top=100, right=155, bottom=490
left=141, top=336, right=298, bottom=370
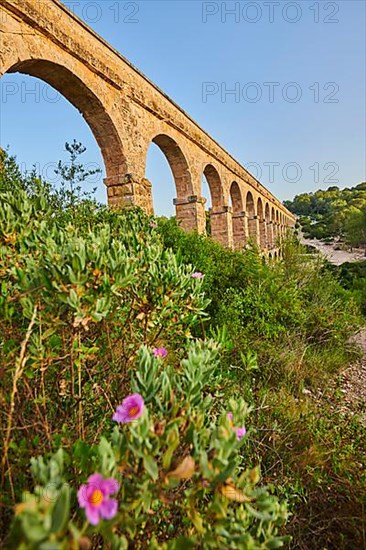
left=284, top=182, right=366, bottom=247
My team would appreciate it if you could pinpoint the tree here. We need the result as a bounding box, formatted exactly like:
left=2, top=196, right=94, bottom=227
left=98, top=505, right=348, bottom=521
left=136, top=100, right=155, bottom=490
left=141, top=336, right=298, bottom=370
left=54, top=140, right=101, bottom=208
left=344, top=208, right=366, bottom=253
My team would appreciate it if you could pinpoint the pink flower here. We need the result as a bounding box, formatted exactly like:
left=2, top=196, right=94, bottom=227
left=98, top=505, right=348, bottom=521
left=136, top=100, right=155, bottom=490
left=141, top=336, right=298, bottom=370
left=191, top=272, right=204, bottom=279
left=113, top=393, right=144, bottom=424
left=153, top=347, right=167, bottom=358
left=77, top=473, right=118, bottom=525
left=235, top=426, right=247, bottom=440
left=227, top=412, right=246, bottom=441
left=149, top=220, right=157, bottom=229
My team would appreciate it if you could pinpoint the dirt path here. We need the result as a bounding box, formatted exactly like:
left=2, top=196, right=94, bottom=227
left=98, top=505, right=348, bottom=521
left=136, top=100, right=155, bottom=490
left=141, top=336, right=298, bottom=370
left=300, top=236, right=366, bottom=266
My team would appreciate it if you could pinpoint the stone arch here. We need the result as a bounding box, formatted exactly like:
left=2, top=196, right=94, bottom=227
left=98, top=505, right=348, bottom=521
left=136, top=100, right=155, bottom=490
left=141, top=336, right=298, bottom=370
left=202, top=164, right=228, bottom=245
left=257, top=197, right=267, bottom=249
left=257, top=197, right=264, bottom=220
left=150, top=134, right=193, bottom=200
left=230, top=181, right=243, bottom=213
left=270, top=206, right=276, bottom=245
left=265, top=203, right=272, bottom=248
left=265, top=202, right=271, bottom=222
left=246, top=191, right=256, bottom=218
left=230, top=181, right=245, bottom=250
left=203, top=164, right=224, bottom=208
left=4, top=59, right=126, bottom=193
left=245, top=191, right=258, bottom=244
left=144, top=133, right=198, bottom=230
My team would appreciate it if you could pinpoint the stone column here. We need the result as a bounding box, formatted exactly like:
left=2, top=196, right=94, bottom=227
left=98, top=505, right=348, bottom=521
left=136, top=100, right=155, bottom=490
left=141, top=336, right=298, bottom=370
left=258, top=218, right=268, bottom=250
left=173, top=195, right=206, bottom=234
left=247, top=215, right=260, bottom=247
left=276, top=223, right=282, bottom=245
left=209, top=206, right=233, bottom=248
left=267, top=221, right=274, bottom=249
left=104, top=174, right=153, bottom=214
left=232, top=211, right=249, bottom=251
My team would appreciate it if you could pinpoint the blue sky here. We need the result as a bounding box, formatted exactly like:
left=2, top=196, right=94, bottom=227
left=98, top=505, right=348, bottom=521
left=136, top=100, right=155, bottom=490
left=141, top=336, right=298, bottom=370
left=1, top=0, right=365, bottom=215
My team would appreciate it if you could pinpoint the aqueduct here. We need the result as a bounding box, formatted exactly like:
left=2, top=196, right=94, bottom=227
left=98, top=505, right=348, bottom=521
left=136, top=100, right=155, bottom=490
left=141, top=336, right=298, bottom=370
left=0, top=0, right=295, bottom=252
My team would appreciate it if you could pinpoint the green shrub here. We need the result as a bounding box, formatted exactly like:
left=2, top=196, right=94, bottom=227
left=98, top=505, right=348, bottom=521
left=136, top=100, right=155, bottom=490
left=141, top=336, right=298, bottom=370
left=0, top=155, right=288, bottom=548
left=8, top=343, right=289, bottom=549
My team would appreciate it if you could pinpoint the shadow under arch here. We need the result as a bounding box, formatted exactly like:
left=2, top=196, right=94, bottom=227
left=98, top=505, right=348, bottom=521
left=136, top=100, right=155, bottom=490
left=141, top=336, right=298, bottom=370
left=265, top=202, right=271, bottom=222
left=5, top=59, right=126, bottom=183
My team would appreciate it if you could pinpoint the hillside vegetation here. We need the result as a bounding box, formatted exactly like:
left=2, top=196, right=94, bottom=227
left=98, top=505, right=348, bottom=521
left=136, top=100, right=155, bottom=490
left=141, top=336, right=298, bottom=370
left=284, top=183, right=366, bottom=247
left=1, top=149, right=365, bottom=549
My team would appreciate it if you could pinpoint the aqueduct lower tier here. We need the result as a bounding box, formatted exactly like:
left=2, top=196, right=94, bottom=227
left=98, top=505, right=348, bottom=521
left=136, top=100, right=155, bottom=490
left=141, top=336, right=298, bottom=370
left=0, top=0, right=295, bottom=251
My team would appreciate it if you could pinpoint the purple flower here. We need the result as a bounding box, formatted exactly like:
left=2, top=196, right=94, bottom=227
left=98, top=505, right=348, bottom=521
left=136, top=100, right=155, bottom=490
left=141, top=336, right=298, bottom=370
left=77, top=473, right=118, bottom=525
left=234, top=426, right=247, bottom=440
left=227, top=412, right=246, bottom=441
left=153, top=347, right=168, bottom=358
left=191, top=272, right=204, bottom=279
left=149, top=220, right=157, bottom=229
left=113, top=393, right=144, bottom=424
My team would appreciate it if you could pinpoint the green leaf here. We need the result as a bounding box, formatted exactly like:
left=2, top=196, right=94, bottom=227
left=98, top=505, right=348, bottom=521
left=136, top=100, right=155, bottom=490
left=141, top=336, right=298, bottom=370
left=50, top=484, right=70, bottom=533
left=143, top=455, right=158, bottom=481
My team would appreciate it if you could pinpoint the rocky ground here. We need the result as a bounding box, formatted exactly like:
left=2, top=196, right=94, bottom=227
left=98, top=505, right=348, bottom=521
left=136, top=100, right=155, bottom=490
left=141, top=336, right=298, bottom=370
left=300, top=236, right=366, bottom=266
left=299, top=237, right=366, bottom=421
left=303, top=329, right=366, bottom=425
left=336, top=329, right=366, bottom=424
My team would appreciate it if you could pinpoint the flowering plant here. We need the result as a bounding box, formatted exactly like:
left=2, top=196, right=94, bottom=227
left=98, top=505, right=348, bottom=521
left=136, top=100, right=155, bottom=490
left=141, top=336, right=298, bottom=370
left=10, top=343, right=289, bottom=549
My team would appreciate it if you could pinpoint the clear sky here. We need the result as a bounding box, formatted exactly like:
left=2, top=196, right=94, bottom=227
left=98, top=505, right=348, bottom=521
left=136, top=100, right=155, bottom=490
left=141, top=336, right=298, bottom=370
left=1, top=0, right=365, bottom=215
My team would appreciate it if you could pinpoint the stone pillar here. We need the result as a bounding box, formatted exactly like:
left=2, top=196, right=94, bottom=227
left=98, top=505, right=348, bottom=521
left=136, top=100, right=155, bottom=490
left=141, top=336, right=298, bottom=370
left=232, top=211, right=249, bottom=251
left=267, top=221, right=274, bottom=249
left=276, top=223, right=282, bottom=245
left=209, top=206, right=233, bottom=248
left=104, top=174, right=153, bottom=214
left=173, top=195, right=206, bottom=234
left=258, top=218, right=268, bottom=250
left=247, top=215, right=260, bottom=247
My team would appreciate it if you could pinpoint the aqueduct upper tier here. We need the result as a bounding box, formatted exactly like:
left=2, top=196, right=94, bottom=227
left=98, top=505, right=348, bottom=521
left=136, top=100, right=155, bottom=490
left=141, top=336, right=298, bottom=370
left=0, top=0, right=295, bottom=251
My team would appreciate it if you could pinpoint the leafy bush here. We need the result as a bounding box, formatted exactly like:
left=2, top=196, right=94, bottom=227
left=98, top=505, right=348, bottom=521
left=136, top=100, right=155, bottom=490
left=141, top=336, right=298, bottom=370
left=1, top=150, right=364, bottom=549
left=9, top=343, right=289, bottom=549
left=158, top=220, right=361, bottom=388
left=0, top=153, right=288, bottom=548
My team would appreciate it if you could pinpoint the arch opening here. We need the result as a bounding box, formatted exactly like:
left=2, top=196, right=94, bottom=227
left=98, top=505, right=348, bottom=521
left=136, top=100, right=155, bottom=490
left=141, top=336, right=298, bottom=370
left=201, top=164, right=225, bottom=242
left=265, top=203, right=271, bottom=248
left=6, top=60, right=125, bottom=179
left=246, top=191, right=257, bottom=244
left=257, top=197, right=267, bottom=249
left=230, top=181, right=245, bottom=250
left=145, top=142, right=176, bottom=217
left=203, top=164, right=224, bottom=209
left=151, top=134, right=193, bottom=200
